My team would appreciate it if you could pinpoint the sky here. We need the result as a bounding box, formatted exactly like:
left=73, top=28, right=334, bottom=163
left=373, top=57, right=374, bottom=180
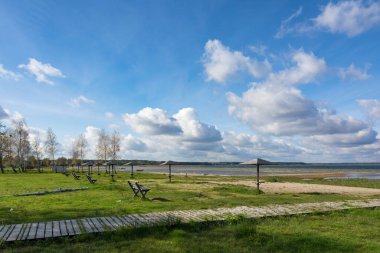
left=1, top=0, right=380, bottom=162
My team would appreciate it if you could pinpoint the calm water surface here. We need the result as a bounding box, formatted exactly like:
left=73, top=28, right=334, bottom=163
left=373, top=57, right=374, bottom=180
left=117, top=164, right=380, bottom=179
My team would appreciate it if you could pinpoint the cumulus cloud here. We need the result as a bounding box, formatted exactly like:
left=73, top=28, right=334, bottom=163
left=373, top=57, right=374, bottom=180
left=202, top=39, right=271, bottom=83
left=339, top=64, right=370, bottom=80
left=208, top=43, right=379, bottom=148
left=314, top=0, right=380, bottom=37
left=69, top=95, right=95, bottom=108
left=173, top=108, right=222, bottom=142
left=358, top=99, right=380, bottom=120
left=123, top=134, right=147, bottom=152
left=0, top=64, right=20, bottom=81
left=18, top=58, right=65, bottom=85
left=277, top=1, right=380, bottom=37
left=123, top=107, right=222, bottom=144
left=123, top=107, right=182, bottom=135
left=308, top=128, right=377, bottom=147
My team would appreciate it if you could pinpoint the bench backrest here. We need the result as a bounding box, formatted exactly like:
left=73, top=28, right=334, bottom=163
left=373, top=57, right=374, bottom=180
left=128, top=181, right=139, bottom=193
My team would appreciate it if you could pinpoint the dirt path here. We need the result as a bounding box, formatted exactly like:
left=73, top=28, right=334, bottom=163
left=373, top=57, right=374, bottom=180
left=211, top=181, right=380, bottom=196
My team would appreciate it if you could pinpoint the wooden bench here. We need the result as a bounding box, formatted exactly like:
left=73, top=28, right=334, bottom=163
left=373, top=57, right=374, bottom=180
left=86, top=174, right=97, bottom=184
left=63, top=171, right=70, bottom=176
left=135, top=182, right=150, bottom=198
left=72, top=171, right=80, bottom=180
left=128, top=180, right=140, bottom=197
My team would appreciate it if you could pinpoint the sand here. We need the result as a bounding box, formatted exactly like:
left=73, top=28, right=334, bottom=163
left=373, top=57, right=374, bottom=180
left=211, top=181, right=380, bottom=196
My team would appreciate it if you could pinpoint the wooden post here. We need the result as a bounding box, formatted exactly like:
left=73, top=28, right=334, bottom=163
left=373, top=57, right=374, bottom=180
left=131, top=165, right=134, bottom=178
left=169, top=164, right=172, bottom=183
left=256, top=164, right=260, bottom=193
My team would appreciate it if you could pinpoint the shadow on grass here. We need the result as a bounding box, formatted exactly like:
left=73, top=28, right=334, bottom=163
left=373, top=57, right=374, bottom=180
left=1, top=218, right=361, bottom=253
left=151, top=197, right=171, bottom=202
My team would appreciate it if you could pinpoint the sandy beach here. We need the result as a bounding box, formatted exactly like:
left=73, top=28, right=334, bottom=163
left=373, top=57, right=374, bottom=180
left=211, top=180, right=380, bottom=196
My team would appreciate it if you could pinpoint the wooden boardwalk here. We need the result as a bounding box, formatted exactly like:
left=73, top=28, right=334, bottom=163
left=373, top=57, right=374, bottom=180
left=1, top=198, right=379, bottom=242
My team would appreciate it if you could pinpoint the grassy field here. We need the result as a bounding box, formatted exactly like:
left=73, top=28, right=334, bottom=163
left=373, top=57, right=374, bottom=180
left=1, top=208, right=379, bottom=253
left=0, top=169, right=365, bottom=224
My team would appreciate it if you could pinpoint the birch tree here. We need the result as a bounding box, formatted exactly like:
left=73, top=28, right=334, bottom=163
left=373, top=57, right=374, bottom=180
left=12, top=120, right=30, bottom=172
left=109, top=130, right=121, bottom=161
left=0, top=122, right=6, bottom=173
left=32, top=133, right=43, bottom=172
left=76, top=134, right=87, bottom=162
left=44, top=128, right=59, bottom=168
left=96, top=129, right=110, bottom=162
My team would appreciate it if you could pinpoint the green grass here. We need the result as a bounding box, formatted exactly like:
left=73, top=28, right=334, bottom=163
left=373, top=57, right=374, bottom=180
left=0, top=170, right=363, bottom=224
left=1, top=208, right=379, bottom=253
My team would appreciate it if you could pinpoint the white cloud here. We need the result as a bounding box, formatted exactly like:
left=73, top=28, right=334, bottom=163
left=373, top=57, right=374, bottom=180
left=123, top=107, right=182, bottom=135
left=200, top=42, right=379, bottom=148
left=18, top=58, right=65, bottom=85
left=122, top=134, right=147, bottom=152
left=69, top=95, right=95, bottom=108
left=314, top=0, right=380, bottom=37
left=277, top=1, right=380, bottom=37
left=0, top=64, right=20, bottom=81
left=123, top=107, right=222, bottom=143
left=308, top=128, right=377, bottom=147
left=202, top=39, right=271, bottom=83
left=339, top=64, right=370, bottom=80
left=358, top=99, right=380, bottom=120
left=173, top=108, right=222, bottom=142
left=267, top=49, right=327, bottom=86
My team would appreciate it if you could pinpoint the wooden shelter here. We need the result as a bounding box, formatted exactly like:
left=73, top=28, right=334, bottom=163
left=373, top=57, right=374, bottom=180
left=160, top=160, right=176, bottom=182
left=103, top=161, right=118, bottom=181
left=240, top=158, right=273, bottom=193
left=125, top=161, right=137, bottom=178
left=81, top=161, right=94, bottom=174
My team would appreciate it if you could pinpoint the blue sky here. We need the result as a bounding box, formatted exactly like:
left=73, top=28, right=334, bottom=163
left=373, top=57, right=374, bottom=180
left=1, top=0, right=380, bottom=162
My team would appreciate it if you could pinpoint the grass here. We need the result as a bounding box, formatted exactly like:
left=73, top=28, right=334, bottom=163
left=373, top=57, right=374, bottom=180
left=1, top=208, right=380, bottom=252
left=0, top=169, right=362, bottom=224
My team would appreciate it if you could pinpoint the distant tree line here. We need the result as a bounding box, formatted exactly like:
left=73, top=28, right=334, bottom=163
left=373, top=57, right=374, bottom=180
left=0, top=118, right=124, bottom=173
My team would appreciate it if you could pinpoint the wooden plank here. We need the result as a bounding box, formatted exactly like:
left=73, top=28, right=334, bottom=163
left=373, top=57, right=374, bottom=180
left=27, top=223, right=38, bottom=240
left=127, top=214, right=145, bottom=226
left=52, top=221, right=61, bottom=237
left=85, top=218, right=99, bottom=233
left=44, top=222, right=53, bottom=238
left=59, top=221, right=68, bottom=236
left=35, top=223, right=45, bottom=239
left=100, top=217, right=116, bottom=230
left=86, top=218, right=99, bottom=233
left=6, top=224, right=23, bottom=242
left=104, top=216, right=120, bottom=228
left=71, top=220, right=81, bottom=235
left=89, top=218, right=105, bottom=232
left=65, top=220, right=74, bottom=236
left=112, top=216, right=127, bottom=227
left=80, top=218, right=94, bottom=233
left=120, top=216, right=136, bottom=226
left=0, top=225, right=11, bottom=240
left=110, top=216, right=124, bottom=227
left=19, top=223, right=31, bottom=240
left=122, top=215, right=138, bottom=226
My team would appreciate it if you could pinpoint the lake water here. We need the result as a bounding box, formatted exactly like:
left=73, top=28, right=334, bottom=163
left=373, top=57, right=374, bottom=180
left=117, top=164, right=380, bottom=179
